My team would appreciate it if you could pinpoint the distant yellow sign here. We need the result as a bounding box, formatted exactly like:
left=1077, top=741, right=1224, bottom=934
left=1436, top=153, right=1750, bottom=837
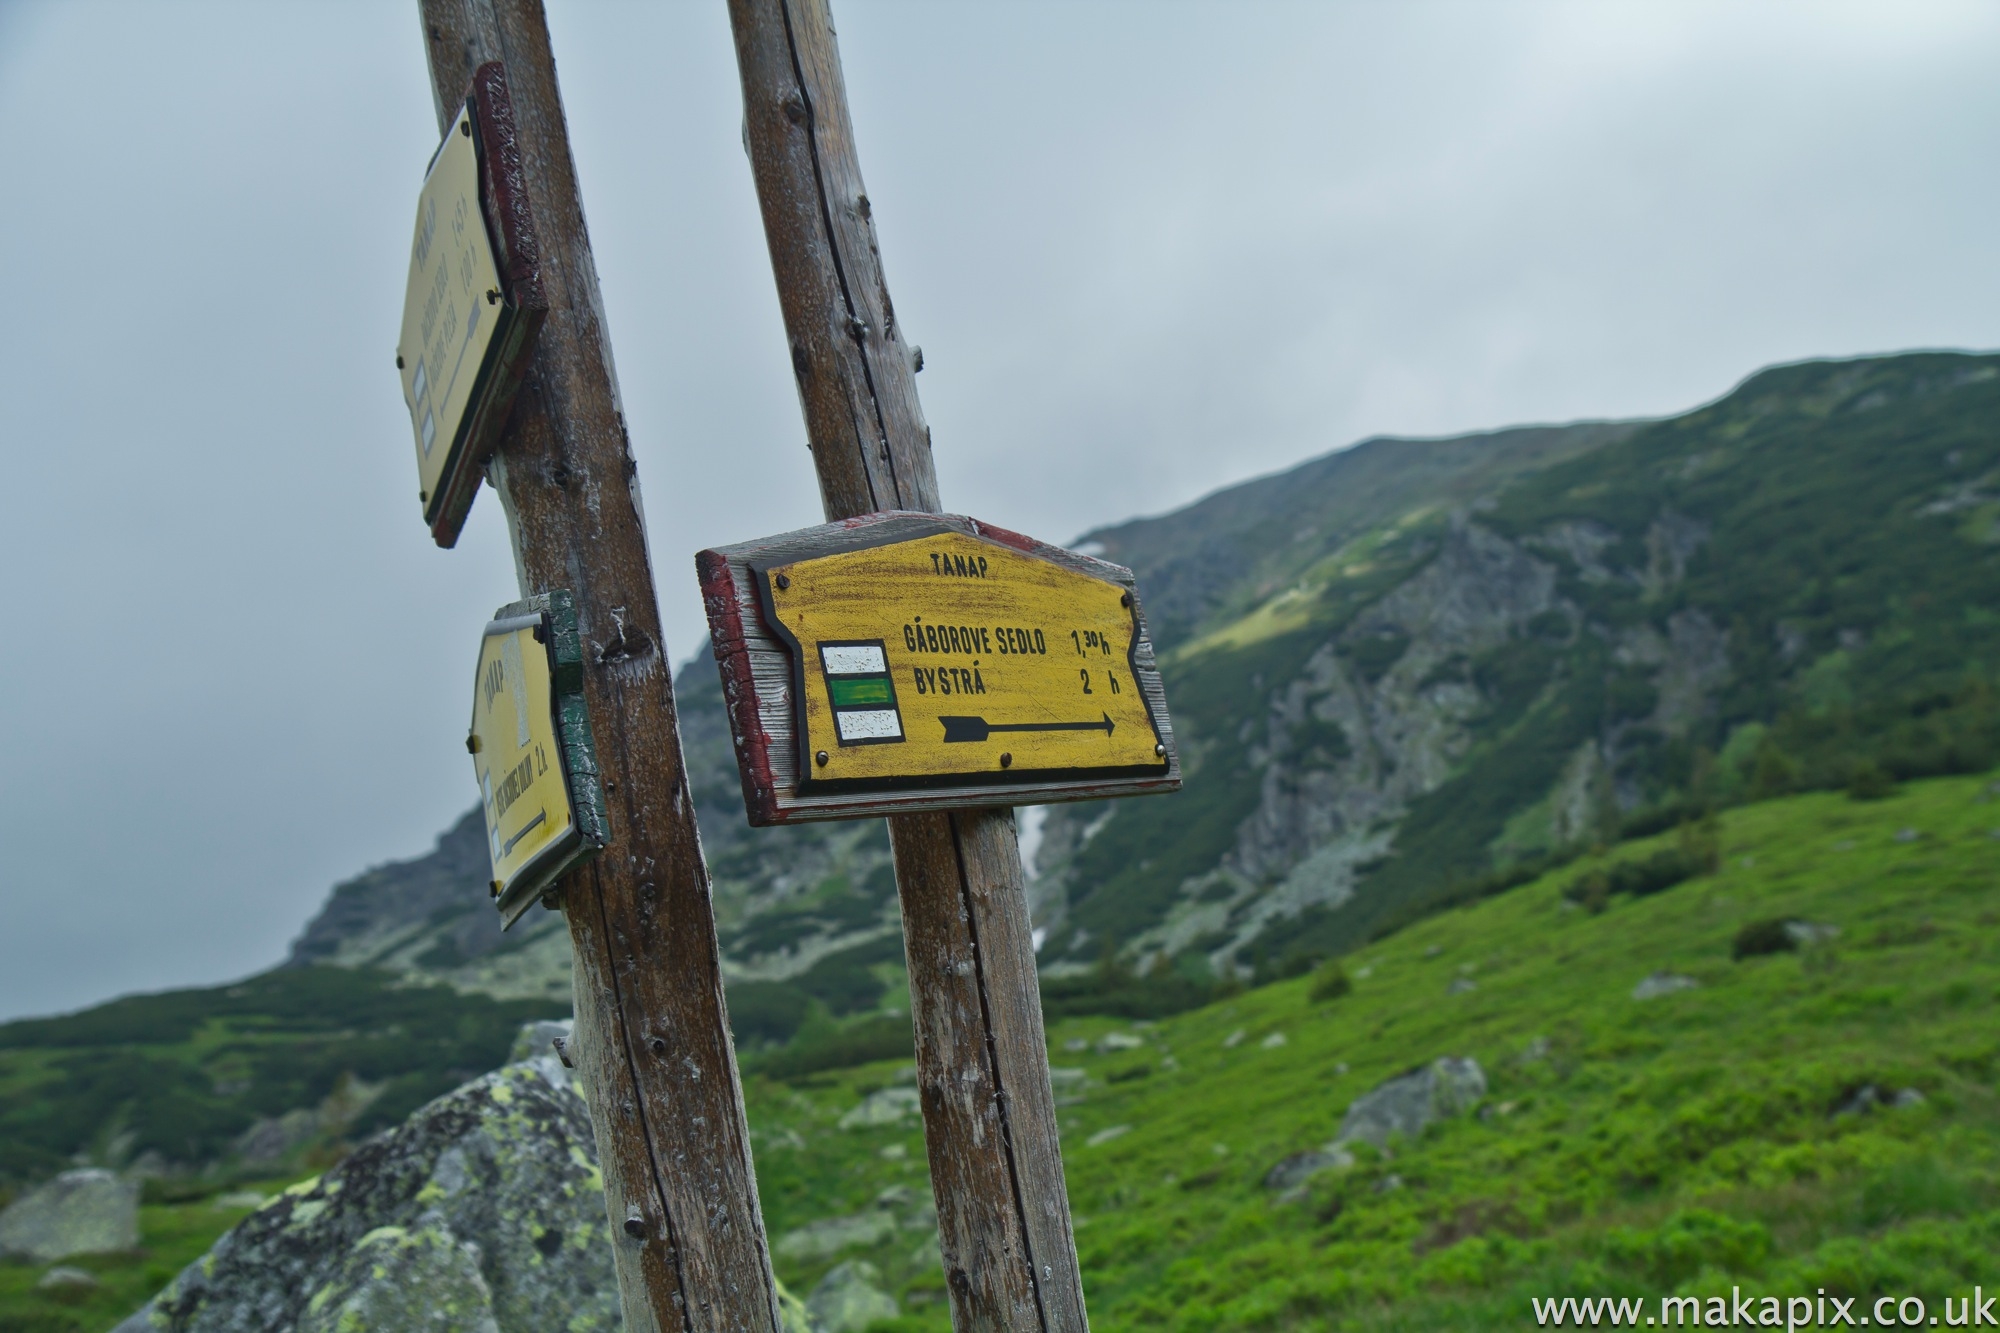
left=764, top=531, right=1168, bottom=788
left=398, top=106, right=504, bottom=531
left=469, top=597, right=604, bottom=923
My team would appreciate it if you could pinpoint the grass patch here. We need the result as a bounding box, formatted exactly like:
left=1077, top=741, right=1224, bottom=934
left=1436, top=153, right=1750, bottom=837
left=735, top=769, right=2000, bottom=1329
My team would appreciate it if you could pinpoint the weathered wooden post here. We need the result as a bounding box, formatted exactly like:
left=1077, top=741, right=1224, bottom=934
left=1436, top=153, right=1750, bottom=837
left=408, top=3, right=783, bottom=1329
left=720, top=3, right=1175, bottom=1328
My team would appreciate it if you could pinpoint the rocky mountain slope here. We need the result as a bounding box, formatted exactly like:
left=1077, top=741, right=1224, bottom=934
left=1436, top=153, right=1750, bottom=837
left=281, top=419, right=1641, bottom=1024
left=290, top=349, right=2000, bottom=1014
left=1031, top=350, right=2000, bottom=979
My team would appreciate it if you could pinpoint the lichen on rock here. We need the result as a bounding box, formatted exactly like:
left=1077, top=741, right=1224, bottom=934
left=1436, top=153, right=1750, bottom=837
left=116, top=1041, right=618, bottom=1333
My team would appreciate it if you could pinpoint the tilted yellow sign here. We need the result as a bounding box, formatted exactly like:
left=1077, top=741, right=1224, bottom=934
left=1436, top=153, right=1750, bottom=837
left=395, top=66, right=546, bottom=550
left=699, top=513, right=1180, bottom=823
left=468, top=594, right=606, bottom=923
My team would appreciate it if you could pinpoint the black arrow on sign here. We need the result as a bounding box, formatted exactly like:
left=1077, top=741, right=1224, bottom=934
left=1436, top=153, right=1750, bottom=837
left=940, top=712, right=1116, bottom=744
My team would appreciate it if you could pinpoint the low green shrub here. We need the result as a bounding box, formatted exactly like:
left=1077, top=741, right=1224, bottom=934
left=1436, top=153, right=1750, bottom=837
left=1041, top=956, right=1218, bottom=1022
left=1848, top=760, right=1898, bottom=801
left=1734, top=918, right=1799, bottom=960
left=0, top=1313, right=85, bottom=1333
left=726, top=981, right=813, bottom=1047
left=749, top=1015, right=912, bottom=1081
left=1564, top=848, right=1706, bottom=913
left=1602, top=1208, right=1773, bottom=1284
left=1309, top=962, right=1353, bottom=1004
left=1856, top=1158, right=1976, bottom=1227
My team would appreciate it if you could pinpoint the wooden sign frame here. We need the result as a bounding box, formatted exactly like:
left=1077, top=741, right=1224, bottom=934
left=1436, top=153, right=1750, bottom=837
left=469, top=589, right=608, bottom=925
left=396, top=61, right=547, bottom=549
left=698, top=511, right=1181, bottom=825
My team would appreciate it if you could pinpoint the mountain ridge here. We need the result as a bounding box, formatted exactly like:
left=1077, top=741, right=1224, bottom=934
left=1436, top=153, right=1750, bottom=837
left=278, top=413, right=1649, bottom=1009
left=1030, top=349, right=2000, bottom=979
left=277, top=348, right=2000, bottom=1011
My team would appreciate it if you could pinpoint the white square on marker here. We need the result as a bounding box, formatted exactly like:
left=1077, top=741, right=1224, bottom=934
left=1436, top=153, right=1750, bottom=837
left=823, top=644, right=888, bottom=675
left=836, top=710, right=903, bottom=741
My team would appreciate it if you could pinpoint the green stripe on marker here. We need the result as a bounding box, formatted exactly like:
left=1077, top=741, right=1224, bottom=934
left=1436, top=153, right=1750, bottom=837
left=829, top=676, right=893, bottom=707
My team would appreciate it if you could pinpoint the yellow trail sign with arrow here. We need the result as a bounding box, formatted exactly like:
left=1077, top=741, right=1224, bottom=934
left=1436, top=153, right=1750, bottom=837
left=699, top=513, right=1180, bottom=824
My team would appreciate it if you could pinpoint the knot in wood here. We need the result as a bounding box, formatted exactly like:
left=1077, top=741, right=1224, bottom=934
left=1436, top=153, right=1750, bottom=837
left=593, top=608, right=655, bottom=666
left=790, top=340, right=810, bottom=376
left=782, top=93, right=807, bottom=124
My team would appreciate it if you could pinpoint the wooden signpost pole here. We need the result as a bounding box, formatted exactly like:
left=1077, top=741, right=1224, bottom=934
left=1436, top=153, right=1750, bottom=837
left=416, top=5, right=783, bottom=1331
left=727, top=2, right=1090, bottom=1329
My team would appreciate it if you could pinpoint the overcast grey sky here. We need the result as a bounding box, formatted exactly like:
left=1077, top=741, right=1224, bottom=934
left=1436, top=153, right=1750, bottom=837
left=1, top=1, right=1995, bottom=1021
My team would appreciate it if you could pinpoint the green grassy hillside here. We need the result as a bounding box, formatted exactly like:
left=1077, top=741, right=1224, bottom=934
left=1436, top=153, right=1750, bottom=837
left=741, top=768, right=2000, bottom=1331
left=6, top=771, right=1992, bottom=1332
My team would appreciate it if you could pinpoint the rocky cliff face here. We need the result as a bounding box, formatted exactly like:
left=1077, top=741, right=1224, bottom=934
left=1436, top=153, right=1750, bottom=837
left=1032, top=508, right=1733, bottom=976
left=284, top=810, right=572, bottom=1005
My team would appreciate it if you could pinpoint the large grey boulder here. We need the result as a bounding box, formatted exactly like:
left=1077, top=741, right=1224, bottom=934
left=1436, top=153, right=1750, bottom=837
left=115, top=1045, right=616, bottom=1332
left=1264, top=1056, right=1487, bottom=1197
left=1335, top=1056, right=1486, bottom=1149
left=0, top=1167, right=140, bottom=1261
left=1262, top=1148, right=1355, bottom=1195
left=1632, top=971, right=1699, bottom=1001
left=508, top=1018, right=574, bottom=1064
left=809, top=1260, right=899, bottom=1332
left=115, top=1029, right=814, bottom=1333
left=776, top=1210, right=900, bottom=1262
left=838, top=1085, right=922, bottom=1129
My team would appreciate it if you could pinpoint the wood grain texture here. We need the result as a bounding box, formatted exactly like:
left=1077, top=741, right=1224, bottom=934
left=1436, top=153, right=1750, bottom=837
left=730, top=2, right=1091, bottom=1327
left=418, top=5, right=782, bottom=1331
left=728, top=0, right=936, bottom=520
left=696, top=511, right=1180, bottom=824
left=946, top=812, right=1088, bottom=1331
